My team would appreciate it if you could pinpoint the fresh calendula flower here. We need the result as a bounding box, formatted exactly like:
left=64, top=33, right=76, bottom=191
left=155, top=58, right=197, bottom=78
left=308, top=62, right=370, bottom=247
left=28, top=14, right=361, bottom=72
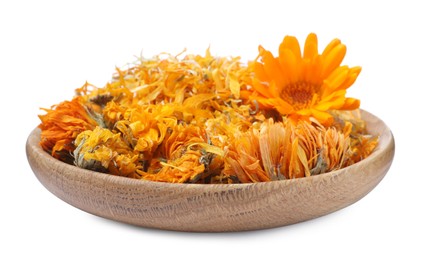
left=249, top=33, right=361, bottom=125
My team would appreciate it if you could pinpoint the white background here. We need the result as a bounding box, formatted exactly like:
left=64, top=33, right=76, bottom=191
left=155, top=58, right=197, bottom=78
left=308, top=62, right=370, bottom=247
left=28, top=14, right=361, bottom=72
left=1, top=0, right=421, bottom=259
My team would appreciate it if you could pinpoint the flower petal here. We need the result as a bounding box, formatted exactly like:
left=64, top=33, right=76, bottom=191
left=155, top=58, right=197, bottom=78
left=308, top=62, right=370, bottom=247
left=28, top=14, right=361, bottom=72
left=335, top=66, right=361, bottom=91
left=303, top=33, right=318, bottom=60
left=317, top=90, right=347, bottom=110
left=280, top=35, right=302, bottom=62
left=254, top=62, right=269, bottom=82
left=311, top=109, right=333, bottom=126
left=326, top=66, right=349, bottom=87
left=321, top=66, right=349, bottom=96
left=251, top=78, right=278, bottom=98
left=321, top=43, right=346, bottom=78
left=259, top=46, right=285, bottom=85
left=304, top=55, right=323, bottom=84
left=278, top=49, right=300, bottom=83
left=270, top=98, right=294, bottom=114
left=340, top=98, right=360, bottom=110
left=322, top=38, right=341, bottom=57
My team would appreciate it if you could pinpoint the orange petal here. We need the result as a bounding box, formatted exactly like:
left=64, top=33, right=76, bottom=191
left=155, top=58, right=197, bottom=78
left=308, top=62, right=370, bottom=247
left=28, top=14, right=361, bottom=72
left=295, top=108, right=312, bottom=117
left=261, top=52, right=285, bottom=87
left=321, top=89, right=346, bottom=101
left=278, top=49, right=300, bottom=83
left=317, top=90, right=347, bottom=110
left=340, top=98, right=360, bottom=110
left=268, top=81, right=281, bottom=98
left=322, top=38, right=341, bottom=57
left=270, top=98, right=294, bottom=114
left=254, top=62, right=269, bottom=82
left=279, top=35, right=301, bottom=61
left=305, top=55, right=323, bottom=84
left=321, top=43, right=346, bottom=78
left=252, top=79, right=274, bottom=98
left=321, top=66, right=349, bottom=96
left=303, top=33, right=318, bottom=59
left=311, top=109, right=333, bottom=125
left=335, top=66, right=362, bottom=91
left=252, top=96, right=277, bottom=109
left=314, top=98, right=345, bottom=111
left=325, top=66, right=349, bottom=86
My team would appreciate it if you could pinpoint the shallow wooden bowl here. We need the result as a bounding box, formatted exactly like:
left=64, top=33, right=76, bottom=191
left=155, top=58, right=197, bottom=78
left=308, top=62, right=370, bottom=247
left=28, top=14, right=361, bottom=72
left=26, top=110, right=394, bottom=232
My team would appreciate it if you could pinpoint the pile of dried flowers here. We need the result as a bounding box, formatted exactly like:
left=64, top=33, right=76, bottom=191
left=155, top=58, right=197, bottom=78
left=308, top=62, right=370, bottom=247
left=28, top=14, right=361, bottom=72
left=38, top=33, right=378, bottom=183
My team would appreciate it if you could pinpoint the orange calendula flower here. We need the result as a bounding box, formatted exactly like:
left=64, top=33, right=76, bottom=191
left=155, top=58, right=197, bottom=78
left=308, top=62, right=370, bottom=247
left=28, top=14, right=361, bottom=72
left=223, top=118, right=355, bottom=182
left=73, top=126, right=142, bottom=178
left=250, top=33, right=361, bottom=125
left=142, top=124, right=223, bottom=183
left=142, top=150, right=206, bottom=183
left=38, top=97, right=99, bottom=159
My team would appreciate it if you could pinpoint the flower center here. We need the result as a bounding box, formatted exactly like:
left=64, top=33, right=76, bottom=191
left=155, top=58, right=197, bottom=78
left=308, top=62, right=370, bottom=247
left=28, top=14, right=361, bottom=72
left=280, top=82, right=320, bottom=110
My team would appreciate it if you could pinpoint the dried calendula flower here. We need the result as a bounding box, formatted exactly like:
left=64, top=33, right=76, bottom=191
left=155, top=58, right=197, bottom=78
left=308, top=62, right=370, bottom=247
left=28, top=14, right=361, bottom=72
left=225, top=128, right=269, bottom=183
left=38, top=34, right=378, bottom=183
left=224, top=118, right=357, bottom=182
left=73, top=126, right=142, bottom=178
left=142, top=123, right=223, bottom=183
left=142, top=150, right=206, bottom=183
left=39, top=97, right=99, bottom=161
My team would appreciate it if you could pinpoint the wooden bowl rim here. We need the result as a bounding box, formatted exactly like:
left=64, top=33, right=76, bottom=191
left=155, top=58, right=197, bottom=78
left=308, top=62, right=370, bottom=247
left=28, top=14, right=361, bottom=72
left=27, top=109, right=394, bottom=190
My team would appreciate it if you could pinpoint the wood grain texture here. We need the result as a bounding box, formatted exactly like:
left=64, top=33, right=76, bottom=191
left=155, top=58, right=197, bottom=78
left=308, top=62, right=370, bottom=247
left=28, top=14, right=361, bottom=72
left=26, top=110, right=395, bottom=232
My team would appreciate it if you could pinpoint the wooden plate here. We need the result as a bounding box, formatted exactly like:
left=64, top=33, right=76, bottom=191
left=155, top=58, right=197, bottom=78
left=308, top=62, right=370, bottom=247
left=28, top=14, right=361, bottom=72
left=26, top=110, right=395, bottom=232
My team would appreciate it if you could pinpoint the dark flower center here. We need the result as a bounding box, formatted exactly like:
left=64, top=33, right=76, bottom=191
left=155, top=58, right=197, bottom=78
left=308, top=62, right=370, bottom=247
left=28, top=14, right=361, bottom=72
left=280, top=82, right=320, bottom=110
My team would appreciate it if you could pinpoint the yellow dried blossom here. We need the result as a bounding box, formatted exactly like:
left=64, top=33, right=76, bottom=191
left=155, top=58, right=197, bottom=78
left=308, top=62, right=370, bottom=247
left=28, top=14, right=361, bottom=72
left=73, top=127, right=142, bottom=178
